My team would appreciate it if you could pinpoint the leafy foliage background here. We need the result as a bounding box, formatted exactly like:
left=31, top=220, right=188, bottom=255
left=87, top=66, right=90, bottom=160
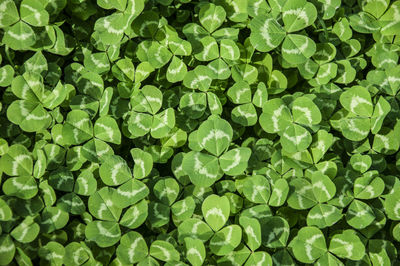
left=0, top=0, right=400, bottom=265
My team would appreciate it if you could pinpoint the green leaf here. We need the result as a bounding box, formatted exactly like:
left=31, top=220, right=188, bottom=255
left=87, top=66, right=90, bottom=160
left=259, top=98, right=292, bottom=134
left=307, top=204, right=342, bottom=229
left=220, top=39, right=240, bottom=60
left=0, top=144, right=32, bottom=176
left=280, top=123, right=312, bottom=153
left=329, top=230, right=365, bottom=261
left=199, top=3, right=226, bottom=33
left=281, top=34, right=316, bottom=65
left=289, top=226, right=327, bottom=264
left=131, top=148, right=153, bottom=179
left=219, top=147, right=251, bottom=176
left=151, top=108, right=175, bottom=139
left=245, top=251, right=272, bottom=266
left=98, top=0, right=127, bottom=11
left=311, top=171, right=336, bottom=203
left=11, top=216, right=40, bottom=243
left=119, top=199, right=148, bottom=229
left=115, top=179, right=149, bottom=209
left=269, top=179, right=289, bottom=207
left=239, top=216, right=261, bottom=251
left=197, top=117, right=233, bottom=156
left=340, top=86, right=373, bottom=117
left=261, top=216, right=290, bottom=248
left=282, top=0, right=317, bottom=32
left=0, top=198, right=12, bottom=221
left=3, top=175, right=38, bottom=199
left=243, top=175, right=271, bottom=204
left=0, top=0, right=19, bottom=28
left=154, top=177, right=179, bottom=206
left=209, top=225, right=242, bottom=256
left=94, top=116, right=121, bottom=144
left=166, top=56, right=187, bottom=83
left=85, top=221, right=121, bottom=248
left=99, top=155, right=132, bottom=186
left=250, top=15, right=285, bottom=52
left=0, top=65, right=15, bottom=87
left=149, top=240, right=180, bottom=262
left=116, top=231, right=148, bottom=264
left=194, top=36, right=219, bottom=62
left=292, top=96, right=321, bottom=126
left=0, top=235, right=15, bottom=265
left=184, top=238, right=206, bottom=266
left=20, top=0, right=49, bottom=27
left=202, top=194, right=230, bottom=231
left=88, top=187, right=122, bottom=221
left=62, top=110, right=93, bottom=145
left=346, top=199, right=375, bottom=229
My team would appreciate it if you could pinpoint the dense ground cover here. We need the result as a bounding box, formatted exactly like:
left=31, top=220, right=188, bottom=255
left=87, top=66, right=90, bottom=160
left=0, top=0, right=400, bottom=265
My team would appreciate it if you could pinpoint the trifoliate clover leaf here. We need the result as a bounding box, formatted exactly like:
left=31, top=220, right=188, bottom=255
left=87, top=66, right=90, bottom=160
left=0, top=0, right=399, bottom=264
left=197, top=117, right=233, bottom=156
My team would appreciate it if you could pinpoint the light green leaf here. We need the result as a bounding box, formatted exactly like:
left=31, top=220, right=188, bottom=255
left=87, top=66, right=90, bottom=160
left=184, top=238, right=206, bottom=266
left=20, top=0, right=49, bottom=27
left=282, top=0, right=317, bottom=32
left=329, top=230, right=365, bottom=261
left=243, top=175, right=271, bottom=204
left=340, top=86, right=373, bottom=117
left=209, top=225, right=242, bottom=256
left=292, top=96, right=321, bottom=126
left=280, top=123, right=312, bottom=153
left=202, top=194, right=230, bottom=231
left=281, top=34, right=316, bottom=65
left=289, top=226, right=327, bottom=264
left=88, top=187, right=122, bottom=221
left=150, top=240, right=180, bottom=262
left=116, top=231, right=148, bottom=264
left=219, top=147, right=251, bottom=176
left=197, top=117, right=233, bottom=156
left=0, top=144, right=32, bottom=176
left=199, top=3, right=226, bottom=33
left=260, top=98, right=292, bottom=134
left=250, top=15, right=285, bottom=52
left=94, top=116, right=121, bottom=144
left=131, top=148, right=153, bottom=179
left=99, top=155, right=131, bottom=186
left=85, top=221, right=121, bottom=248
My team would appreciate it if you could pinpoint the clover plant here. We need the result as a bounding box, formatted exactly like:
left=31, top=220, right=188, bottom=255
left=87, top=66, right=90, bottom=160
left=1, top=0, right=400, bottom=265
